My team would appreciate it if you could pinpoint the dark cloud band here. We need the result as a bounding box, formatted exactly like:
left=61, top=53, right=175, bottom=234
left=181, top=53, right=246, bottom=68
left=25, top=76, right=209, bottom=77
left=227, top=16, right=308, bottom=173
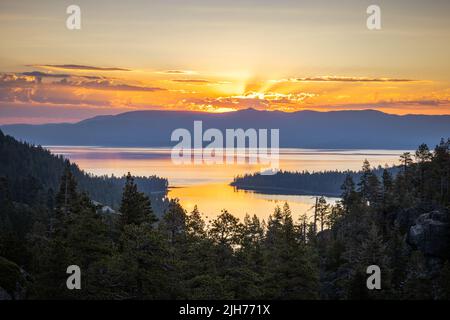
left=27, top=64, right=131, bottom=71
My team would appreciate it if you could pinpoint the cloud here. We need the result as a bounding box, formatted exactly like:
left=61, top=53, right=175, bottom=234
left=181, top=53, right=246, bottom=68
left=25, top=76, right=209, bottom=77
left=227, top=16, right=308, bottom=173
left=178, top=91, right=318, bottom=112
left=171, top=79, right=211, bottom=84
left=229, top=92, right=317, bottom=102
left=21, top=71, right=71, bottom=78
left=0, top=72, right=166, bottom=108
left=0, top=73, right=38, bottom=86
left=273, top=76, right=416, bottom=83
left=0, top=85, right=112, bottom=107
left=27, top=64, right=131, bottom=71
left=158, top=70, right=197, bottom=75
left=1, top=73, right=164, bottom=92
left=171, top=79, right=232, bottom=86
left=21, top=71, right=107, bottom=81
left=55, top=78, right=165, bottom=92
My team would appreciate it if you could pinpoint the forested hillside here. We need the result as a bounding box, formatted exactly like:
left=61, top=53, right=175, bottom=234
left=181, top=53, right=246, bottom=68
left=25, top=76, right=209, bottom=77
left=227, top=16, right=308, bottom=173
left=0, top=130, right=168, bottom=209
left=232, top=166, right=400, bottom=196
left=1, top=134, right=449, bottom=299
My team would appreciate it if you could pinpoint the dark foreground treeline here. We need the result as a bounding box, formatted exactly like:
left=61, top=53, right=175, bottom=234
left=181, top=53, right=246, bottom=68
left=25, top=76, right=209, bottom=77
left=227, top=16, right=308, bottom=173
left=1, top=138, right=450, bottom=299
left=0, top=130, right=168, bottom=210
left=231, top=166, right=400, bottom=196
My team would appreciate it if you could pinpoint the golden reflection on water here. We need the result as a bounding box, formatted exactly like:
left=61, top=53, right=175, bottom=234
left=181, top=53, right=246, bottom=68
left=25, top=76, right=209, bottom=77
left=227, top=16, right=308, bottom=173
left=168, top=182, right=340, bottom=222
left=47, top=147, right=405, bottom=220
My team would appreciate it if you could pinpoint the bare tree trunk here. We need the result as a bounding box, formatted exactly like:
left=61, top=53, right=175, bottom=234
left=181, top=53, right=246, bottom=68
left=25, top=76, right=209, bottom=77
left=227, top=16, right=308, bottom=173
left=313, top=197, right=318, bottom=234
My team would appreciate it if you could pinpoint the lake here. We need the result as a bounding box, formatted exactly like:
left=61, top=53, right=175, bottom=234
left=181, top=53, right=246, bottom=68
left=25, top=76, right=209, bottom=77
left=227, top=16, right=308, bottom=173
left=47, top=147, right=407, bottom=222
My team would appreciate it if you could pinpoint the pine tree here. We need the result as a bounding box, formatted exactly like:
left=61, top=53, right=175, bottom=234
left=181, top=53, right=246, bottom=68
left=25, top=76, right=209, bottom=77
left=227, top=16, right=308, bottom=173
left=358, top=160, right=372, bottom=202
left=341, top=174, right=358, bottom=213
left=399, top=152, right=413, bottom=173
left=316, top=196, right=330, bottom=232
left=346, top=223, right=391, bottom=299
left=232, top=214, right=266, bottom=299
left=185, top=205, right=207, bottom=240
left=432, top=139, right=450, bottom=205
left=264, top=204, right=319, bottom=299
left=109, top=173, right=168, bottom=298
left=266, top=206, right=283, bottom=245
left=296, top=213, right=308, bottom=244
left=113, top=223, right=170, bottom=299
left=438, top=261, right=450, bottom=299
left=401, top=251, right=434, bottom=299
left=159, top=199, right=186, bottom=245
left=30, top=168, right=80, bottom=298
left=64, top=193, right=113, bottom=299
left=180, top=207, right=223, bottom=299
left=367, top=173, right=381, bottom=206
left=119, top=173, right=157, bottom=228
left=54, top=165, right=80, bottom=233
left=415, top=143, right=432, bottom=163
left=0, top=177, right=28, bottom=265
left=32, top=172, right=113, bottom=299
left=415, top=144, right=432, bottom=200
left=241, top=214, right=264, bottom=249
left=381, top=168, right=393, bottom=203
left=209, top=210, right=241, bottom=247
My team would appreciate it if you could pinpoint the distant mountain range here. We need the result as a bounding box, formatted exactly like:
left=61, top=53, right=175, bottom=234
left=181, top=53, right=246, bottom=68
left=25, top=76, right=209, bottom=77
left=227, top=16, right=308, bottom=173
left=2, top=108, right=450, bottom=149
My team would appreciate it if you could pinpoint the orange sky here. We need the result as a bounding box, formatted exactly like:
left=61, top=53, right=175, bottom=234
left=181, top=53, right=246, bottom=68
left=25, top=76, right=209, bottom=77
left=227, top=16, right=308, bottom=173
left=1, top=0, right=449, bottom=123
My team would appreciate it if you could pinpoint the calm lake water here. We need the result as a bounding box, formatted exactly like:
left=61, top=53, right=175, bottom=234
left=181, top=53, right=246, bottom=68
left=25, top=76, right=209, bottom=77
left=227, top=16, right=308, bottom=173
left=47, top=147, right=407, bottom=222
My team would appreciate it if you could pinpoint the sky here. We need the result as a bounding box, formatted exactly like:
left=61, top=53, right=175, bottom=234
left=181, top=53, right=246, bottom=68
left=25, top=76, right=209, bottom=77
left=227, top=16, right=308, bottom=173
left=1, top=0, right=450, bottom=124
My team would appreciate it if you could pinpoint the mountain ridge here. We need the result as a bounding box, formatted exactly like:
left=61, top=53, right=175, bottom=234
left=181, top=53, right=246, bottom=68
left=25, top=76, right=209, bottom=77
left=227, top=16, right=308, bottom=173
left=2, top=108, right=450, bottom=149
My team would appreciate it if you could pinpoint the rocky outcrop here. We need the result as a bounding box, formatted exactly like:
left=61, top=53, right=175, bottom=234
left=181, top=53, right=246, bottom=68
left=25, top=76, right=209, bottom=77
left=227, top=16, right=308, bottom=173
left=393, top=204, right=435, bottom=233
left=0, top=257, right=28, bottom=300
left=407, top=210, right=450, bottom=259
left=394, top=208, right=423, bottom=233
